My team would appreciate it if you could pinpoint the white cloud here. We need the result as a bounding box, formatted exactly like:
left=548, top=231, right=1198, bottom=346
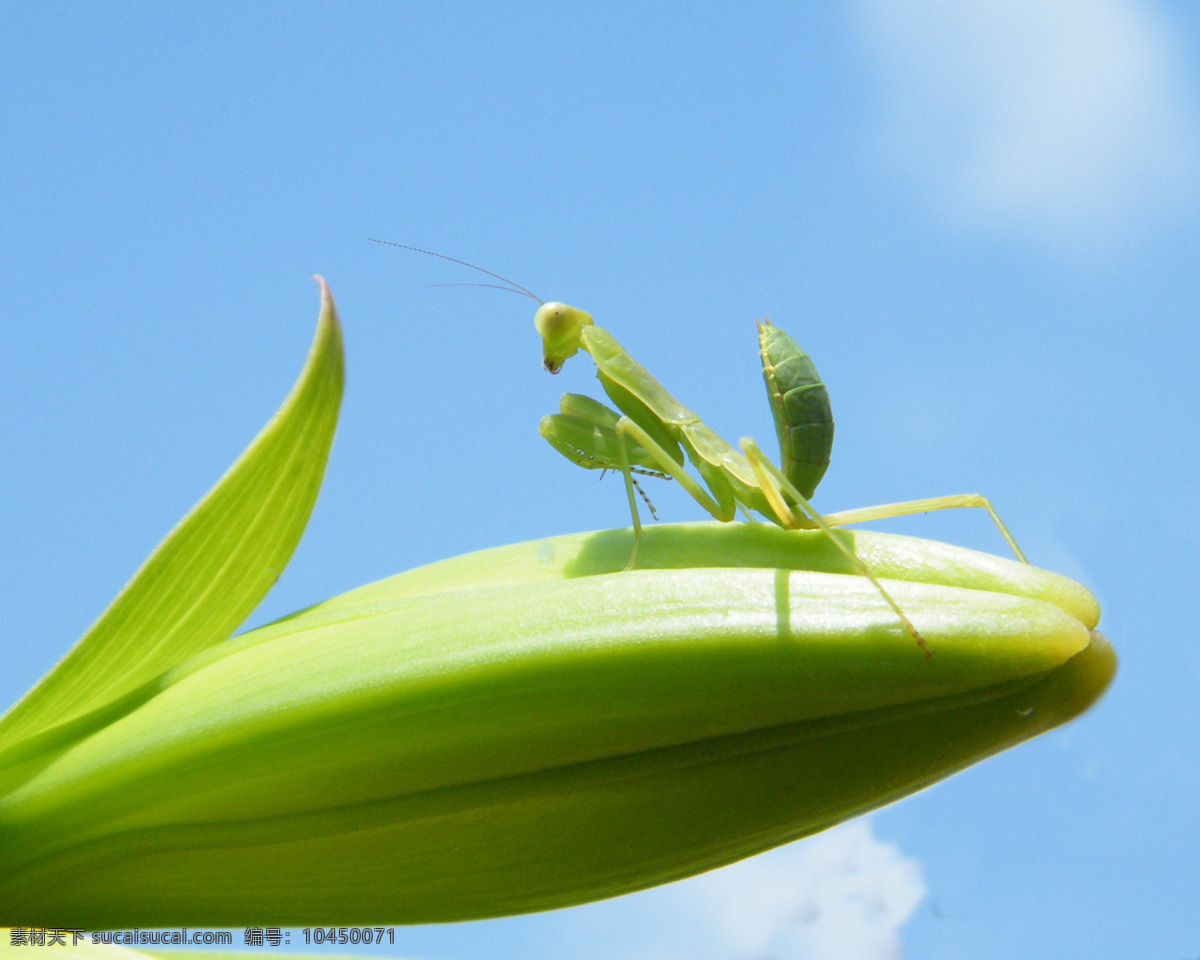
left=856, top=0, right=1200, bottom=244
left=457, top=820, right=925, bottom=960
left=683, top=821, right=927, bottom=960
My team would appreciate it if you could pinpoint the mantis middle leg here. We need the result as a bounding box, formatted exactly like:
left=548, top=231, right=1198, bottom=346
left=613, top=415, right=736, bottom=569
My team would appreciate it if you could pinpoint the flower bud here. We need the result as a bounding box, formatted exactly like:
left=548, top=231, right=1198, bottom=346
left=1, top=522, right=1112, bottom=926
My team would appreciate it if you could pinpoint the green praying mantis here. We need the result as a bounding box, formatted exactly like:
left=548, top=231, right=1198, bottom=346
left=371, top=240, right=1029, bottom=657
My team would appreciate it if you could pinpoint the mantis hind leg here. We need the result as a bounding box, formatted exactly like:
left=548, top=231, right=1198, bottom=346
left=820, top=495, right=1028, bottom=563
left=740, top=436, right=932, bottom=658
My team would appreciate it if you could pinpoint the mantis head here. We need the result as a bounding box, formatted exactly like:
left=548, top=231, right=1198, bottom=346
left=535, top=302, right=594, bottom=374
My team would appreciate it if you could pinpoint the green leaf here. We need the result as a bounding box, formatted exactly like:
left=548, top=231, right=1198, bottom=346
left=0, top=278, right=344, bottom=767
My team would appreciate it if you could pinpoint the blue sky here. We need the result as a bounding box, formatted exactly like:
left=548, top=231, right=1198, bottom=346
left=2, top=1, right=1198, bottom=957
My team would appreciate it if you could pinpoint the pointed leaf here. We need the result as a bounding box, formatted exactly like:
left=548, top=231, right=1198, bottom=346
left=0, top=278, right=344, bottom=757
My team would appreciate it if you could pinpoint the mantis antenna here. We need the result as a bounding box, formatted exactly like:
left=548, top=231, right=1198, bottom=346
left=428, top=282, right=540, bottom=298
left=367, top=239, right=544, bottom=304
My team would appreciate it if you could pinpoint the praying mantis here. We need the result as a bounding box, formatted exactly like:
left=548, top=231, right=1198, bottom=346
left=535, top=300, right=1031, bottom=658
left=369, top=240, right=1029, bottom=657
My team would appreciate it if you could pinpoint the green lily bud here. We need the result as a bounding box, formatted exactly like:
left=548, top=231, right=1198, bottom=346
left=1, top=521, right=1111, bottom=926
left=0, top=282, right=1114, bottom=927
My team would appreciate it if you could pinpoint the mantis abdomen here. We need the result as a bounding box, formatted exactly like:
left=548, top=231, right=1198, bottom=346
left=758, top=320, right=834, bottom=501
